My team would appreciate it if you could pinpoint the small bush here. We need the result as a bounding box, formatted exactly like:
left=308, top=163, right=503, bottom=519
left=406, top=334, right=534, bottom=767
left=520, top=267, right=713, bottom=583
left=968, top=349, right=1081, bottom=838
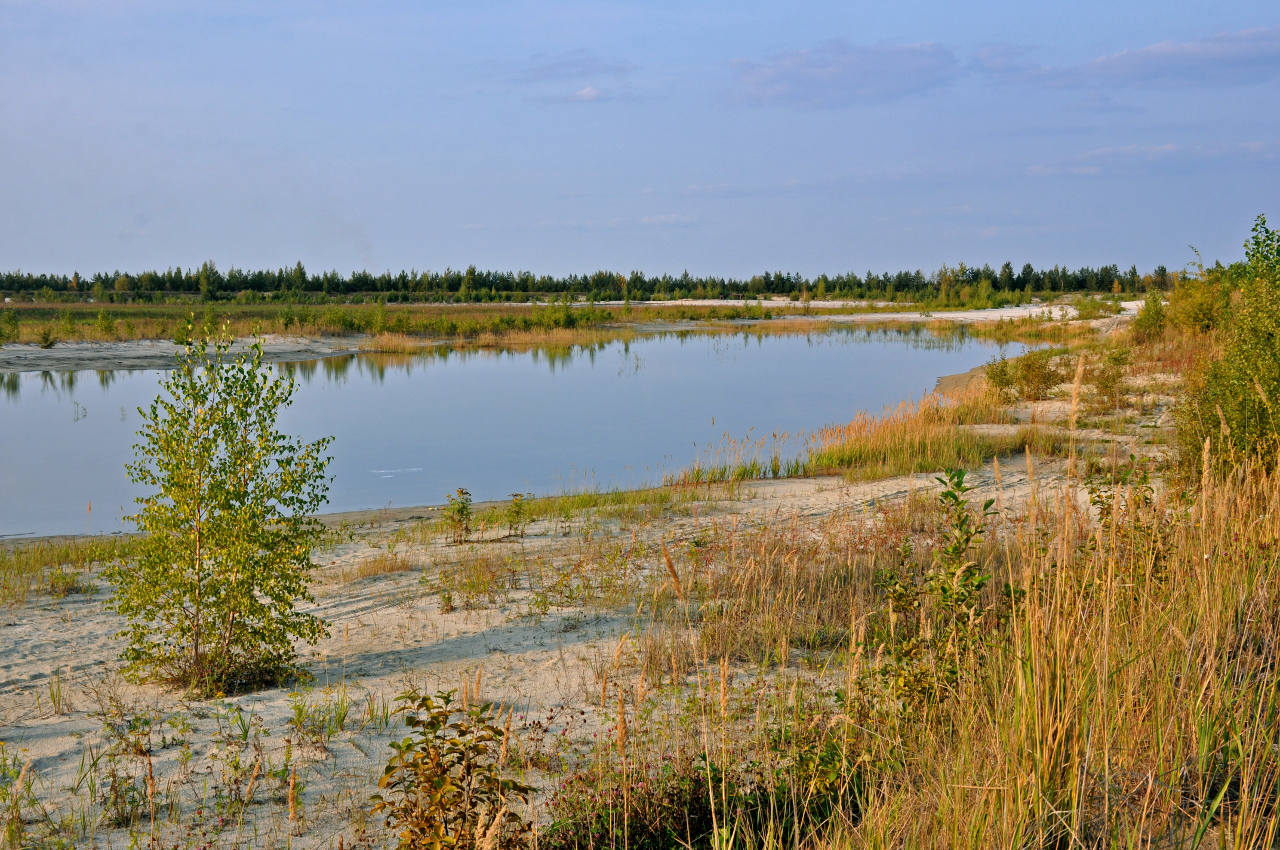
left=373, top=689, right=530, bottom=850
left=1071, top=295, right=1116, bottom=321
left=1131, top=289, right=1166, bottom=342
left=543, top=756, right=720, bottom=850
left=1012, top=348, right=1064, bottom=400
left=445, top=488, right=473, bottom=544
left=1168, top=267, right=1233, bottom=333
left=1089, top=347, right=1131, bottom=411
left=95, top=309, right=117, bottom=339
left=1179, top=214, right=1280, bottom=470
left=504, top=492, right=531, bottom=538
left=984, top=355, right=1015, bottom=401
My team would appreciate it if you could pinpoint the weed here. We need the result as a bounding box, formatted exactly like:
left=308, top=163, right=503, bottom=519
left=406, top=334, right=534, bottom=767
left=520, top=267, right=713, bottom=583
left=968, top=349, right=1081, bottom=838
left=288, top=684, right=351, bottom=748
left=373, top=689, right=531, bottom=849
left=504, top=492, right=531, bottom=538
left=444, top=488, right=473, bottom=544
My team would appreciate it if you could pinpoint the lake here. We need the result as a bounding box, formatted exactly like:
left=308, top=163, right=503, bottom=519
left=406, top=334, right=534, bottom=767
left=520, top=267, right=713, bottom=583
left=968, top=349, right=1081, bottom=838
left=0, top=326, right=1019, bottom=537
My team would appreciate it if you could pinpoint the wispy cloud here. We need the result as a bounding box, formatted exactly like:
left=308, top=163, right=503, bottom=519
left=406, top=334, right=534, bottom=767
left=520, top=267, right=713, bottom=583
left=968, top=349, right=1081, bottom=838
left=732, top=39, right=959, bottom=107
left=1071, top=27, right=1280, bottom=88
left=539, top=84, right=630, bottom=104
left=520, top=48, right=635, bottom=83
left=514, top=48, right=635, bottom=104
left=1027, top=140, right=1278, bottom=177
left=640, top=213, right=697, bottom=227
left=979, top=27, right=1280, bottom=90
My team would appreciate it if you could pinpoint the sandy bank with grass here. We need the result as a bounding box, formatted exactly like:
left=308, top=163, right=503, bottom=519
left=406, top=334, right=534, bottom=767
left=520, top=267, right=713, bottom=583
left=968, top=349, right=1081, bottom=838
left=0, top=334, right=359, bottom=374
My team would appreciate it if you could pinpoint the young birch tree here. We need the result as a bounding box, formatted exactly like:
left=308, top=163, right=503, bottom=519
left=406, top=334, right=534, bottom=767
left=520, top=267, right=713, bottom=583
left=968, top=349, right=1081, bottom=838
left=107, top=331, right=333, bottom=694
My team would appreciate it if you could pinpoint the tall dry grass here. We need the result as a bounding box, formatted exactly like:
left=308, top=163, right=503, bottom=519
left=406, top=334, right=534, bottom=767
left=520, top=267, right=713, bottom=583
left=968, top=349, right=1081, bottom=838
left=804, top=386, right=1061, bottom=480
left=546, top=444, right=1280, bottom=848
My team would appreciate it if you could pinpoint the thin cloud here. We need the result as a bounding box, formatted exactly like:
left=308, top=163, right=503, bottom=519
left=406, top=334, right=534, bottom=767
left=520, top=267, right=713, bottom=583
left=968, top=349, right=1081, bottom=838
left=1075, top=27, right=1280, bottom=88
left=1027, top=140, right=1277, bottom=177
left=733, top=40, right=959, bottom=107
left=520, top=48, right=635, bottom=83
left=979, top=27, right=1280, bottom=90
left=640, top=213, right=697, bottom=227
left=541, top=85, right=628, bottom=103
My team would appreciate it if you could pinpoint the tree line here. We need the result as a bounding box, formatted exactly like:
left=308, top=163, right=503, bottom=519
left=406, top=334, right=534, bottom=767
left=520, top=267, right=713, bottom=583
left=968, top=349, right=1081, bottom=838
left=1, top=259, right=1179, bottom=305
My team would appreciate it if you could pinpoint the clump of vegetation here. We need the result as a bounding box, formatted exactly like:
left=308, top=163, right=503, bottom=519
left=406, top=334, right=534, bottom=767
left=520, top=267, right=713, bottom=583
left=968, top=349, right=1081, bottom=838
left=1088, top=346, right=1131, bottom=411
left=983, top=348, right=1066, bottom=402
left=1178, top=214, right=1280, bottom=470
left=1131, top=288, right=1167, bottom=342
left=0, top=537, right=126, bottom=605
left=1168, top=262, right=1235, bottom=333
left=1070, top=294, right=1121, bottom=321
left=1011, top=347, right=1064, bottom=400
left=802, top=387, right=1032, bottom=480
left=444, top=487, right=473, bottom=544
left=373, top=689, right=530, bottom=849
left=106, top=329, right=333, bottom=695
left=504, top=492, right=531, bottom=538
left=1, top=743, right=35, bottom=848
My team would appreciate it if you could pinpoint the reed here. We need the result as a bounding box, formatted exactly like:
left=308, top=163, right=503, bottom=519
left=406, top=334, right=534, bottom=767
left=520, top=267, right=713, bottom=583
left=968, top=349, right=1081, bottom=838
left=803, top=387, right=1022, bottom=479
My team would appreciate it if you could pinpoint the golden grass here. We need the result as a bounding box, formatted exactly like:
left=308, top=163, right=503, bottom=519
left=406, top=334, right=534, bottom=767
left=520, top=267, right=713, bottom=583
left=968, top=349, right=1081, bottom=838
left=0, top=537, right=129, bottom=604
left=336, top=550, right=414, bottom=583
left=803, top=385, right=1045, bottom=479
left=967, top=315, right=1102, bottom=345
left=550, top=448, right=1280, bottom=848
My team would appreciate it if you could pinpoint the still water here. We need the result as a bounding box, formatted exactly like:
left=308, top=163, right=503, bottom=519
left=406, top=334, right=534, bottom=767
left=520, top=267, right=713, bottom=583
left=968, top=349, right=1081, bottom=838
left=0, top=327, right=1018, bottom=537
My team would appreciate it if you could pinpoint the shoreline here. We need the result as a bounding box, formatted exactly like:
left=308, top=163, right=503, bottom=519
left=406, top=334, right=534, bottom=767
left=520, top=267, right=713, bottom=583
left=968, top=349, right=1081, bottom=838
left=0, top=334, right=359, bottom=374
left=0, top=301, right=1138, bottom=374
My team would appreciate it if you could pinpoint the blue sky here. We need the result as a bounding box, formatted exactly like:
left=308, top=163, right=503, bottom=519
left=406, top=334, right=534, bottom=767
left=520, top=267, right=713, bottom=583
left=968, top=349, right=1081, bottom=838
left=2, top=1, right=1278, bottom=278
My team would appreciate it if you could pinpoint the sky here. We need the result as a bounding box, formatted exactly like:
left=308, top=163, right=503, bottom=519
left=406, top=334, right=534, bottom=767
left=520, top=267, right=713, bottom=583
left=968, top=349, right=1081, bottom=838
left=2, top=0, right=1278, bottom=279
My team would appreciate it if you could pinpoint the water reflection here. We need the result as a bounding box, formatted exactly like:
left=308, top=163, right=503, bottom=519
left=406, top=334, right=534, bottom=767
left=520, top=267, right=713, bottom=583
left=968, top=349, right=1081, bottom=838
left=1, top=324, right=982, bottom=401
left=1, top=324, right=1021, bottom=536
left=266, top=324, right=980, bottom=387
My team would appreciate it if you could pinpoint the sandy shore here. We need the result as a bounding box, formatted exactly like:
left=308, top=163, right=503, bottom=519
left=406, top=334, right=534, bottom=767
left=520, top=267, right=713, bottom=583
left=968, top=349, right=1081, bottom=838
left=0, top=334, right=359, bottom=374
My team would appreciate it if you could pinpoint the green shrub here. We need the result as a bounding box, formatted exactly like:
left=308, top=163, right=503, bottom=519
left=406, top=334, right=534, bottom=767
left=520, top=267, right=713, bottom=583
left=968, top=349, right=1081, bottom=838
left=504, top=492, right=531, bottom=538
left=95, top=309, right=117, bottom=339
left=984, top=355, right=1015, bottom=401
left=1131, top=289, right=1166, bottom=342
left=1178, top=214, right=1280, bottom=471
left=1012, top=348, right=1064, bottom=400
left=1071, top=295, right=1115, bottom=321
left=445, top=487, right=473, bottom=544
left=373, top=690, right=530, bottom=849
left=1168, top=266, right=1233, bottom=333
left=543, top=756, right=720, bottom=850
left=1089, top=347, right=1131, bottom=411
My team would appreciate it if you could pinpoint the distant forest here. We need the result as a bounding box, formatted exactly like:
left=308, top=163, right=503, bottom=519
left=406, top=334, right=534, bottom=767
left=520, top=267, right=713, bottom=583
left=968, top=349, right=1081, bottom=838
left=1, top=260, right=1178, bottom=306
